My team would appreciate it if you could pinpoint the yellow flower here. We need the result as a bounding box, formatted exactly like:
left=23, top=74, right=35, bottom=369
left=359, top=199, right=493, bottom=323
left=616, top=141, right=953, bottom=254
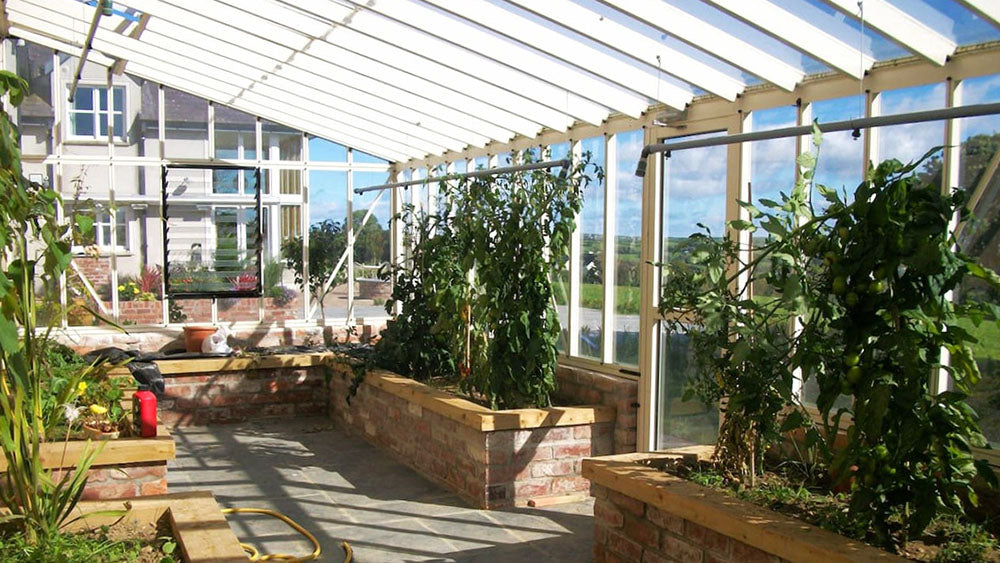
left=118, top=285, right=125, bottom=291
left=88, top=404, right=108, bottom=415
left=132, top=287, right=140, bottom=294
left=77, top=381, right=87, bottom=396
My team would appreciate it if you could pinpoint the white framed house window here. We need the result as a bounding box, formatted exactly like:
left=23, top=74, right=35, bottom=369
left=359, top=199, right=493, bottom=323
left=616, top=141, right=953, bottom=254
left=68, top=85, right=126, bottom=141
left=73, top=207, right=128, bottom=252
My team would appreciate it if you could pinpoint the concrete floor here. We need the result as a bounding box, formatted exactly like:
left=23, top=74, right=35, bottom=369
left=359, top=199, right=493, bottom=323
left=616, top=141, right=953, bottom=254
left=168, top=417, right=595, bottom=562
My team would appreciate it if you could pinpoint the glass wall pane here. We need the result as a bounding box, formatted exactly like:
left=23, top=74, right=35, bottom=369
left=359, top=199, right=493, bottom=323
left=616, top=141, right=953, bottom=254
left=353, top=149, right=388, bottom=164
left=163, top=87, right=207, bottom=159
left=750, top=106, right=797, bottom=299
left=660, top=131, right=727, bottom=285
left=353, top=171, right=392, bottom=319
left=307, top=170, right=348, bottom=321
left=17, top=42, right=54, bottom=156
left=878, top=83, right=946, bottom=184
left=262, top=121, right=301, bottom=161
left=549, top=142, right=571, bottom=353
left=131, top=76, right=158, bottom=159
left=657, top=131, right=726, bottom=448
left=578, top=136, right=605, bottom=359
left=613, top=130, right=642, bottom=366
left=811, top=96, right=865, bottom=209
left=956, top=74, right=1000, bottom=445
left=657, top=322, right=718, bottom=447
left=308, top=136, right=347, bottom=162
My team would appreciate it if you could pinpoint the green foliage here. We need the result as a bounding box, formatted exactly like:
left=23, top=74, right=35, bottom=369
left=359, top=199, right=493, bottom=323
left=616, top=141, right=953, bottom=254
left=0, top=528, right=151, bottom=562
left=659, top=124, right=1000, bottom=549
left=0, top=70, right=113, bottom=544
left=374, top=151, right=591, bottom=409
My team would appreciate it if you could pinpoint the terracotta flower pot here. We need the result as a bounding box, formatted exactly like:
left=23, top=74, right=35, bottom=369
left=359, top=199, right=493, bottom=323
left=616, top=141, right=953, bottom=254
left=183, top=325, right=218, bottom=353
left=83, top=423, right=120, bottom=441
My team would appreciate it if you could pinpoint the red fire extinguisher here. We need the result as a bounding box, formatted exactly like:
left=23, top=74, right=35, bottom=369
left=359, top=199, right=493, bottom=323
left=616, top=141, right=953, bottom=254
left=133, top=386, right=157, bottom=438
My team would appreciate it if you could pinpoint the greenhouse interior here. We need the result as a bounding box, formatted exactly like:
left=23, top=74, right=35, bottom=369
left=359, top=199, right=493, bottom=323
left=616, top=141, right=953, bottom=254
left=1, top=0, right=1000, bottom=561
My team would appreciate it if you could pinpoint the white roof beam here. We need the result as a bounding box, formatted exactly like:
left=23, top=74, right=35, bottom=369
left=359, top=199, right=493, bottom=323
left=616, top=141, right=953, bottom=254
left=821, top=0, right=956, bottom=65
left=163, top=0, right=565, bottom=133
left=704, top=0, right=875, bottom=79
left=14, top=0, right=477, bottom=152
left=12, top=28, right=414, bottom=162
left=597, top=0, right=803, bottom=91
left=141, top=17, right=514, bottom=144
left=329, top=0, right=644, bottom=120
left=123, top=0, right=538, bottom=140
left=957, top=1, right=1000, bottom=29
left=281, top=0, right=611, bottom=125
left=505, top=0, right=745, bottom=101
left=422, top=0, right=693, bottom=110
left=6, top=23, right=422, bottom=161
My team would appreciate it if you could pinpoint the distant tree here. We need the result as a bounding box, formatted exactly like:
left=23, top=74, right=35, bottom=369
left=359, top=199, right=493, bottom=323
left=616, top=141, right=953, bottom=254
left=350, top=210, right=390, bottom=266
left=281, top=219, right=346, bottom=320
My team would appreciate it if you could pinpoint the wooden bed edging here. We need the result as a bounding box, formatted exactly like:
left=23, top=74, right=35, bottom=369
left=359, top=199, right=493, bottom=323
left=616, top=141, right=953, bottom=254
left=583, top=452, right=901, bottom=563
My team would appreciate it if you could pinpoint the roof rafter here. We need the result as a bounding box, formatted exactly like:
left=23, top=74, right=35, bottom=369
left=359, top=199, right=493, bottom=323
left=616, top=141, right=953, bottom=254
left=164, top=0, right=569, bottom=133
left=705, top=0, right=874, bottom=79
left=123, top=0, right=541, bottom=139
left=422, top=0, right=693, bottom=110
left=275, top=0, right=614, bottom=125
left=333, top=0, right=647, bottom=119
left=597, top=0, right=803, bottom=91
left=505, top=0, right=746, bottom=101
left=821, top=0, right=956, bottom=65
left=9, top=3, right=452, bottom=156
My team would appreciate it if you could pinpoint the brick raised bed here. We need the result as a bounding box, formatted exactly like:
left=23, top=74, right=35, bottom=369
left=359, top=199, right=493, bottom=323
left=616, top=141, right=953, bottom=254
left=0, top=426, right=176, bottom=501
left=150, top=354, right=332, bottom=427
left=328, top=364, right=616, bottom=509
left=583, top=452, right=900, bottom=563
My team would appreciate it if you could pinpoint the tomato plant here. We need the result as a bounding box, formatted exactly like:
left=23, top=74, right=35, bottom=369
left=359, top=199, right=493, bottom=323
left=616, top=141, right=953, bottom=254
left=660, top=124, right=1000, bottom=549
left=370, top=150, right=592, bottom=409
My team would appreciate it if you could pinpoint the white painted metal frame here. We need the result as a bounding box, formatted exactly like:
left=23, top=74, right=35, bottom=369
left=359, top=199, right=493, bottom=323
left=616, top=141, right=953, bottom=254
left=705, top=0, right=875, bottom=78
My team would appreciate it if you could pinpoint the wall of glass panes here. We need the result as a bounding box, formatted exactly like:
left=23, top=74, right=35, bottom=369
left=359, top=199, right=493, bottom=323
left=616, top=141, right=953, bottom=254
left=14, top=40, right=392, bottom=328
left=647, top=75, right=1000, bottom=451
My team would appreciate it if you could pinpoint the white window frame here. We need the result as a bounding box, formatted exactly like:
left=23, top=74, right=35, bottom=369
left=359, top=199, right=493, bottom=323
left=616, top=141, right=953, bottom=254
left=72, top=206, right=128, bottom=253
left=67, top=84, right=126, bottom=142
left=213, top=205, right=257, bottom=260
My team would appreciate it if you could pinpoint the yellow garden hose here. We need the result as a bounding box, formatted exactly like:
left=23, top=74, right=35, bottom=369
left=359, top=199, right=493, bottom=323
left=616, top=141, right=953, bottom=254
left=221, top=507, right=352, bottom=562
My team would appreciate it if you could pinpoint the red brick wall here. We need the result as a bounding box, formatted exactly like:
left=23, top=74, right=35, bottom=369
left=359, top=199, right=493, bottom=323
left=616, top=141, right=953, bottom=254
left=73, top=256, right=111, bottom=291
left=555, top=365, right=638, bottom=454
left=328, top=369, right=613, bottom=509
left=591, top=483, right=789, bottom=563
left=158, top=366, right=328, bottom=427
left=53, top=461, right=168, bottom=501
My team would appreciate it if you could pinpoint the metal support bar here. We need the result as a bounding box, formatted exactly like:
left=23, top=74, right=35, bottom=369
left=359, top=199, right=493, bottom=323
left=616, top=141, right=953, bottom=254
left=635, top=102, right=1000, bottom=176
left=68, top=0, right=108, bottom=103
left=355, top=158, right=571, bottom=194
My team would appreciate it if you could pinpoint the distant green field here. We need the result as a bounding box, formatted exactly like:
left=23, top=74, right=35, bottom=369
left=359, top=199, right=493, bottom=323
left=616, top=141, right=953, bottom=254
left=553, top=282, right=640, bottom=314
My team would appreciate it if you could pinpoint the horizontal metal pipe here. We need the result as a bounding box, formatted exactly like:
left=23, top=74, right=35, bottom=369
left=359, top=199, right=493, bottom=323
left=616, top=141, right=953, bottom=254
left=635, top=101, right=1000, bottom=176
left=355, top=158, right=572, bottom=194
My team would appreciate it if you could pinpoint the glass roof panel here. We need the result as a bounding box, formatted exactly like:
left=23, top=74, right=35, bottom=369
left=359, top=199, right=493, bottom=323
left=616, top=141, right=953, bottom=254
left=664, top=0, right=827, bottom=75
left=798, top=0, right=909, bottom=62
left=577, top=0, right=750, bottom=86
left=885, top=0, right=1000, bottom=46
